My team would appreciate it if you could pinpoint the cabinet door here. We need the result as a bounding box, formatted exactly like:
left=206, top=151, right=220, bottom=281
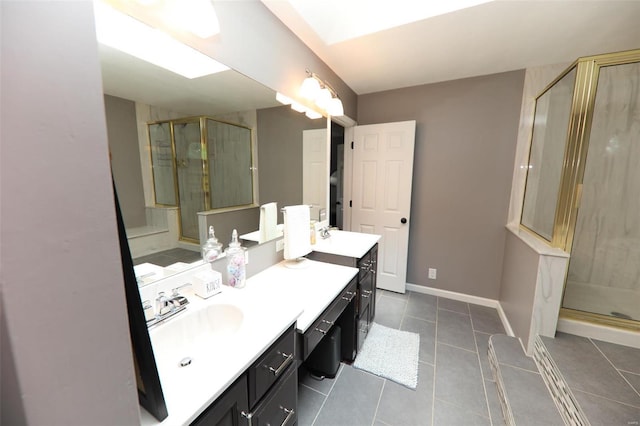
left=191, top=375, right=249, bottom=426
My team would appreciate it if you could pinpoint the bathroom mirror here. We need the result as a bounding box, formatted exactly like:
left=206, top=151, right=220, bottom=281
left=100, top=44, right=328, bottom=286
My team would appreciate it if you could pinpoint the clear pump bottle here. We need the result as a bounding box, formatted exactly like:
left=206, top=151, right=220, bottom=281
left=225, top=229, right=246, bottom=288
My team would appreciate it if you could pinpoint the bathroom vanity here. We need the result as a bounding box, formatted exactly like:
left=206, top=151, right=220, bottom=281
left=308, top=230, right=381, bottom=360
left=139, top=258, right=359, bottom=426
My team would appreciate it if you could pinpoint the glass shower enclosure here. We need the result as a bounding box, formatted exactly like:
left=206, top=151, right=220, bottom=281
left=520, top=49, right=640, bottom=330
left=148, top=117, right=255, bottom=242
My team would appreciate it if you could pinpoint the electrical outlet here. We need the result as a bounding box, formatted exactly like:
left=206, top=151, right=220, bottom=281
left=276, top=239, right=284, bottom=252
left=428, top=268, right=437, bottom=280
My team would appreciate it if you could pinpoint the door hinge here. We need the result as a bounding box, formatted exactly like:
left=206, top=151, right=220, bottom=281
left=349, top=200, right=352, bottom=207
left=351, top=141, right=354, bottom=149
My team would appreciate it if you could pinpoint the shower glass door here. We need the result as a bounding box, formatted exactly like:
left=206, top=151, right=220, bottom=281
left=173, top=119, right=206, bottom=242
left=562, top=61, right=640, bottom=323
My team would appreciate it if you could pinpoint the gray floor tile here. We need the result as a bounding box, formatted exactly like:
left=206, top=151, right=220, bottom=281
left=375, top=362, right=434, bottom=426
left=542, top=333, right=640, bottom=407
left=436, top=309, right=476, bottom=351
left=378, top=289, right=410, bottom=301
left=490, top=334, right=537, bottom=372
left=313, top=365, right=384, bottom=426
left=401, top=316, right=436, bottom=365
left=622, top=371, right=640, bottom=395
left=435, top=343, right=488, bottom=417
left=469, top=305, right=505, bottom=334
left=437, top=297, right=469, bottom=315
left=297, top=384, right=326, bottom=426
left=573, top=390, right=640, bottom=425
left=475, top=332, right=493, bottom=381
left=405, top=292, right=437, bottom=322
left=499, top=364, right=563, bottom=426
left=299, top=364, right=342, bottom=396
left=592, top=339, right=640, bottom=374
left=484, top=379, right=505, bottom=426
left=374, top=296, right=407, bottom=329
left=434, top=399, right=490, bottom=426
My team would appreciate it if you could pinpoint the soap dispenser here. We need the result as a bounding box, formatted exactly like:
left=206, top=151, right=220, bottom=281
left=202, top=225, right=223, bottom=263
left=225, top=229, right=247, bottom=288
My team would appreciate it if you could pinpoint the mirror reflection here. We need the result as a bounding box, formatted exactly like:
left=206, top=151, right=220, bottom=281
left=100, top=44, right=328, bottom=286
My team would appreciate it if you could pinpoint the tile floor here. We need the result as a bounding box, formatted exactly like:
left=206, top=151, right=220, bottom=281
left=298, top=289, right=507, bottom=426
left=133, top=247, right=201, bottom=267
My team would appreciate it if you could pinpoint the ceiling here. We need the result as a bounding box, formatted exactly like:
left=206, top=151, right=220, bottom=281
left=262, top=0, right=640, bottom=94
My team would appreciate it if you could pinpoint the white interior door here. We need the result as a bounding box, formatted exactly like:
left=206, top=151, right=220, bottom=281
left=351, top=121, right=416, bottom=293
left=302, top=128, right=328, bottom=222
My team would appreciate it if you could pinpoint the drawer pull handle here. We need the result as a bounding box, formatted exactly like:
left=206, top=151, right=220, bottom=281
left=362, top=294, right=370, bottom=299
left=281, top=408, right=295, bottom=426
left=342, top=296, right=352, bottom=301
left=322, top=319, right=334, bottom=325
left=314, top=327, right=329, bottom=335
left=267, top=352, right=293, bottom=376
left=363, top=289, right=372, bottom=295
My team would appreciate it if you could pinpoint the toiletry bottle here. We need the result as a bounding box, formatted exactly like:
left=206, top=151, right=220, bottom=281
left=225, top=229, right=246, bottom=288
left=310, top=220, right=317, bottom=245
left=202, top=225, right=223, bottom=263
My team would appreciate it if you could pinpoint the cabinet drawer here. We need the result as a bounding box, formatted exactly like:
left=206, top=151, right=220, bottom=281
left=302, top=277, right=357, bottom=359
left=358, top=272, right=373, bottom=315
left=245, top=363, right=297, bottom=426
left=248, top=325, right=295, bottom=409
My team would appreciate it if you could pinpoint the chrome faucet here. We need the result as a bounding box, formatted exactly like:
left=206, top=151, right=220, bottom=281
left=146, top=285, right=191, bottom=328
left=319, top=226, right=331, bottom=239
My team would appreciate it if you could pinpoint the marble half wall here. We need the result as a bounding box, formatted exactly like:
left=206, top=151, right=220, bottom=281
left=500, top=225, right=569, bottom=355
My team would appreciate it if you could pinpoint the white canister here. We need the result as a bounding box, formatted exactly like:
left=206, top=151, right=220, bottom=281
left=192, top=269, right=222, bottom=299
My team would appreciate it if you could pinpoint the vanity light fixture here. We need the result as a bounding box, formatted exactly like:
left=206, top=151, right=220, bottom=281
left=298, top=70, right=344, bottom=117
left=94, top=1, right=228, bottom=79
left=300, top=70, right=344, bottom=117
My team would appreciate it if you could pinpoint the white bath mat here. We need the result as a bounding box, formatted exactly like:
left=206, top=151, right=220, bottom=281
left=353, top=322, right=420, bottom=389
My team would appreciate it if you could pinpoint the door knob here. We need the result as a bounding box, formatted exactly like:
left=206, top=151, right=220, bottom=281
left=401, top=217, right=407, bottom=224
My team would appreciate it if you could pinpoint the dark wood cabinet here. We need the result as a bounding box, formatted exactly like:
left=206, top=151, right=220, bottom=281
left=192, top=326, right=297, bottom=426
left=191, top=375, right=249, bottom=426
left=308, top=243, right=379, bottom=360
left=299, top=277, right=357, bottom=360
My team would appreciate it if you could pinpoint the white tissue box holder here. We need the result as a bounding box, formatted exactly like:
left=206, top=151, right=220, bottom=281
left=192, top=269, right=222, bottom=299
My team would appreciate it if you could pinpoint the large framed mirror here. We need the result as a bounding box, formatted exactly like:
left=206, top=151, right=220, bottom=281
left=100, top=44, right=329, bottom=287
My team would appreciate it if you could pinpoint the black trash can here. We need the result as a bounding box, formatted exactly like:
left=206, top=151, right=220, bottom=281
left=305, top=325, right=341, bottom=378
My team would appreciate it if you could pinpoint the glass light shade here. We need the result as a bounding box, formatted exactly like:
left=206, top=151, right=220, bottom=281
left=315, top=88, right=332, bottom=109
left=326, top=97, right=344, bottom=116
left=300, top=77, right=321, bottom=100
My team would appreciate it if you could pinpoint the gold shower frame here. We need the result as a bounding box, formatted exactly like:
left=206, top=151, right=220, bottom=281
left=520, top=48, right=640, bottom=331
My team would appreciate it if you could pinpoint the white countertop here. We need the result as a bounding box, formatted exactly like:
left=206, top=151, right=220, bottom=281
left=311, top=230, right=381, bottom=259
left=140, top=259, right=357, bottom=426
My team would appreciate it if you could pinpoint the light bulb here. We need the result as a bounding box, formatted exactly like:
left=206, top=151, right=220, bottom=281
left=300, top=77, right=321, bottom=100
left=315, top=88, right=332, bottom=109
left=305, top=109, right=322, bottom=119
left=326, top=97, right=344, bottom=117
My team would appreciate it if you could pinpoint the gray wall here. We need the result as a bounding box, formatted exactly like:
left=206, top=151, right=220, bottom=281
left=1, top=2, right=139, bottom=425
left=357, top=70, right=525, bottom=299
left=105, top=95, right=147, bottom=228
left=257, top=105, right=325, bottom=223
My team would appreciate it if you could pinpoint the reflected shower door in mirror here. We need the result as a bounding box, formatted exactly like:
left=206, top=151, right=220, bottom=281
left=100, top=43, right=331, bottom=286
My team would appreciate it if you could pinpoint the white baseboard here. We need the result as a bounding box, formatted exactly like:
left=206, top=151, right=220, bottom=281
left=557, top=317, right=640, bottom=349
left=405, top=283, right=515, bottom=337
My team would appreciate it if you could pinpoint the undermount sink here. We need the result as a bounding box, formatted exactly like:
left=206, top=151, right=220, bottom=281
left=150, top=303, right=244, bottom=367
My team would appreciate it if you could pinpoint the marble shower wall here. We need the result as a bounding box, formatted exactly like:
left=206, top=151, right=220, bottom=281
left=565, top=62, right=640, bottom=319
